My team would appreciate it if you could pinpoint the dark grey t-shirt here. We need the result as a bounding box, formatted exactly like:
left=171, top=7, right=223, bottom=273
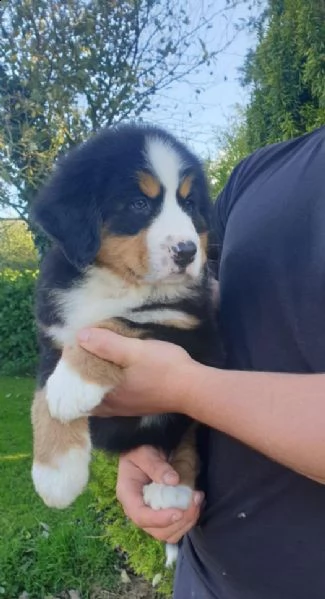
left=173, top=126, right=325, bottom=599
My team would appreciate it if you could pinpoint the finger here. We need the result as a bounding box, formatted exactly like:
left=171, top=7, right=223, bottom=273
left=78, top=328, right=140, bottom=366
left=166, top=519, right=198, bottom=544
left=124, top=502, right=186, bottom=529
left=141, top=493, right=203, bottom=541
left=117, top=460, right=181, bottom=526
left=144, top=507, right=201, bottom=542
left=92, top=397, right=115, bottom=417
left=144, top=519, right=197, bottom=543
left=129, top=446, right=180, bottom=485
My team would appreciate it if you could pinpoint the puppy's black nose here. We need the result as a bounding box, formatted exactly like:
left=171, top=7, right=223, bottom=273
left=173, top=241, right=197, bottom=267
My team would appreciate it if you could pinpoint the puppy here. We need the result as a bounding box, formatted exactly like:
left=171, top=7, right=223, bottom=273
left=31, top=124, right=223, bottom=565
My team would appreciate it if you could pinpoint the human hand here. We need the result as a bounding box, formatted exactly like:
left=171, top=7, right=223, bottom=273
left=116, top=445, right=204, bottom=543
left=78, top=328, right=195, bottom=417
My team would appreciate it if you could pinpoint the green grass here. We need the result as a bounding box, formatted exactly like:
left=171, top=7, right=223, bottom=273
left=0, top=376, right=119, bottom=599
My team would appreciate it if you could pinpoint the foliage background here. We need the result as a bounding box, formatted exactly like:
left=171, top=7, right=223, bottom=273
left=0, top=0, right=246, bottom=234
left=0, top=219, right=38, bottom=270
left=207, top=0, right=325, bottom=196
left=242, top=0, right=325, bottom=151
left=0, top=269, right=37, bottom=376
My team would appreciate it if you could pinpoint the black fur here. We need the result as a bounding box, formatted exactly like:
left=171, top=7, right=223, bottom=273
left=90, top=272, right=222, bottom=454
left=33, top=123, right=223, bottom=457
left=32, top=124, right=211, bottom=269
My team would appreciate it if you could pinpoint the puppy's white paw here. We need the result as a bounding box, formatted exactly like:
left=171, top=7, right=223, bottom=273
left=143, top=482, right=193, bottom=510
left=165, top=543, right=179, bottom=567
left=32, top=442, right=91, bottom=508
left=143, top=483, right=192, bottom=569
left=47, top=359, right=112, bottom=422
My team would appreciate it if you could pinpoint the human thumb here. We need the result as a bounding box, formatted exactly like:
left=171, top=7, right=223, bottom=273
left=134, top=446, right=180, bottom=486
left=78, top=327, right=140, bottom=366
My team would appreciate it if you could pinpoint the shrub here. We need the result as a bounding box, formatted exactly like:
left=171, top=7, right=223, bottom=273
left=0, top=220, right=38, bottom=271
left=0, top=269, right=38, bottom=375
left=91, top=451, right=174, bottom=596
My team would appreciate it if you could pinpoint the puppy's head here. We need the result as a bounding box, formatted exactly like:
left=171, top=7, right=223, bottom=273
left=33, top=124, right=211, bottom=284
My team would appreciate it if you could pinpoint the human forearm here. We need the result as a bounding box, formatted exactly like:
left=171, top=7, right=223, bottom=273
left=181, top=364, right=325, bottom=483
left=78, top=328, right=325, bottom=483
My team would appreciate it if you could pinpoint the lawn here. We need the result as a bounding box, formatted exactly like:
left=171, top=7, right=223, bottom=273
left=0, top=376, right=119, bottom=599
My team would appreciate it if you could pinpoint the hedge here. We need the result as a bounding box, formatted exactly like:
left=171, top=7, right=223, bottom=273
left=0, top=269, right=38, bottom=375
left=0, top=220, right=39, bottom=271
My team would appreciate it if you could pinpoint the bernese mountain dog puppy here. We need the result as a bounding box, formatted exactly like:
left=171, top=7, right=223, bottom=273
left=31, top=123, right=223, bottom=565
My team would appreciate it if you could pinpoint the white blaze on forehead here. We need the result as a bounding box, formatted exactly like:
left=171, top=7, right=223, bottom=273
left=144, top=135, right=202, bottom=281
left=145, top=136, right=184, bottom=191
left=144, top=135, right=195, bottom=232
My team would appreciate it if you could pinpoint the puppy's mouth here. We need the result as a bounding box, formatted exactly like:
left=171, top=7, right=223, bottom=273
left=143, top=264, right=203, bottom=285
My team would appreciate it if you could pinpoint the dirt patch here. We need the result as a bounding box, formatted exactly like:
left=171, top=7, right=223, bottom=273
left=42, top=574, right=165, bottom=599
left=90, top=574, right=161, bottom=598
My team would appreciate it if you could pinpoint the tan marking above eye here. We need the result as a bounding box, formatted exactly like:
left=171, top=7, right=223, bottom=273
left=178, top=175, right=193, bottom=199
left=138, top=171, right=161, bottom=199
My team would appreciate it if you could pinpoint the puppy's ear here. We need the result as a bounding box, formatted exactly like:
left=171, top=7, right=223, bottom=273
left=32, top=151, right=101, bottom=270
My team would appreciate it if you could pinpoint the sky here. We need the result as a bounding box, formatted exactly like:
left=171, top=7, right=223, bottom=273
left=1, top=1, right=259, bottom=218
left=141, top=0, right=259, bottom=158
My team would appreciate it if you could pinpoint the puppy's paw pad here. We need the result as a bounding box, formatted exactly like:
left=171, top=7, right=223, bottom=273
left=32, top=444, right=91, bottom=508
left=165, top=543, right=179, bottom=567
left=47, top=359, right=112, bottom=421
left=143, top=482, right=193, bottom=510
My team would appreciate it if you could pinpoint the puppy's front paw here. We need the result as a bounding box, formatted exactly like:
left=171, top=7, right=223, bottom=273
left=32, top=442, right=91, bottom=508
left=47, top=359, right=112, bottom=422
left=143, top=482, right=193, bottom=510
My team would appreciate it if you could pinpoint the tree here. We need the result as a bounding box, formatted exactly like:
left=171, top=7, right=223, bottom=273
left=0, top=0, right=255, bottom=226
left=241, top=0, right=325, bottom=151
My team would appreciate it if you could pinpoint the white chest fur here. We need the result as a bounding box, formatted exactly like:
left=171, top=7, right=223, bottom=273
left=48, top=266, right=195, bottom=346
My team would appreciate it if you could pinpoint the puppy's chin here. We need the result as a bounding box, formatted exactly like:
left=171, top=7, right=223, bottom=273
left=143, top=266, right=204, bottom=286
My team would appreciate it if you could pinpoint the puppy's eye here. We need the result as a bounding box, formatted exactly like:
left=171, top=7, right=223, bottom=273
left=182, top=198, right=195, bottom=212
left=131, top=198, right=149, bottom=212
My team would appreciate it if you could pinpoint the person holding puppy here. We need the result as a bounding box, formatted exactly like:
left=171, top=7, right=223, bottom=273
left=79, top=126, right=325, bottom=599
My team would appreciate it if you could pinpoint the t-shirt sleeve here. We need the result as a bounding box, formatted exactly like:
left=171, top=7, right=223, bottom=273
left=211, top=158, right=248, bottom=277
left=212, top=158, right=247, bottom=247
left=210, top=139, right=296, bottom=278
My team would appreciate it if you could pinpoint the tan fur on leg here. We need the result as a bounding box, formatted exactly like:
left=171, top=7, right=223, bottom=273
left=62, top=317, right=146, bottom=387
left=165, top=426, right=199, bottom=565
left=46, top=318, right=146, bottom=423
left=142, top=423, right=199, bottom=562
left=169, top=424, right=199, bottom=489
left=32, top=318, right=146, bottom=507
left=32, top=388, right=89, bottom=463
left=62, top=343, right=122, bottom=387
left=31, top=388, right=91, bottom=508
